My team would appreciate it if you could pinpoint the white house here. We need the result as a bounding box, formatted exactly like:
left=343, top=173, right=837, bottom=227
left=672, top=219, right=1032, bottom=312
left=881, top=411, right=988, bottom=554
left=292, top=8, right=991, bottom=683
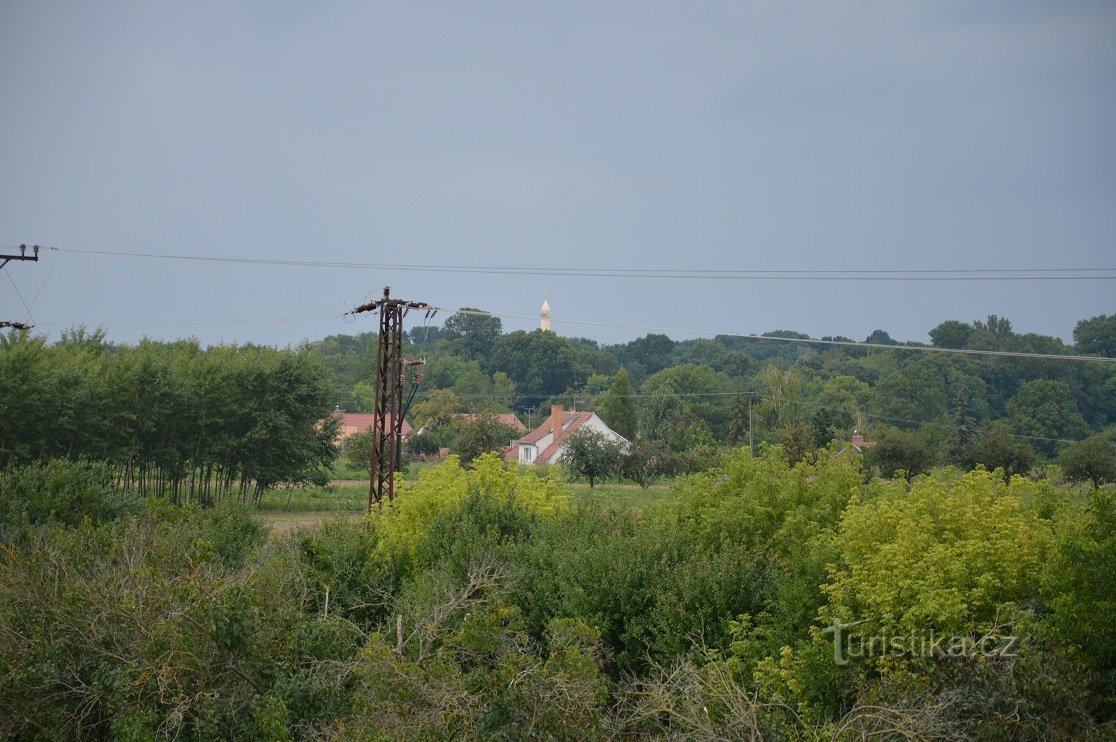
left=506, top=405, right=628, bottom=466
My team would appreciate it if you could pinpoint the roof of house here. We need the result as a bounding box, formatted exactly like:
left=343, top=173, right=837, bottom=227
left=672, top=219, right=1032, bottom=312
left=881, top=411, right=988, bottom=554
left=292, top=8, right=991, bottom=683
left=328, top=411, right=412, bottom=440
left=454, top=412, right=527, bottom=432
left=516, top=409, right=596, bottom=464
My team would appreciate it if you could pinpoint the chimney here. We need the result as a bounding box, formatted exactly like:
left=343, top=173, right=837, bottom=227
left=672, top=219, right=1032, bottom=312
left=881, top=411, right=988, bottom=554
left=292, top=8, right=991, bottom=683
left=551, top=404, right=564, bottom=435
left=852, top=434, right=865, bottom=447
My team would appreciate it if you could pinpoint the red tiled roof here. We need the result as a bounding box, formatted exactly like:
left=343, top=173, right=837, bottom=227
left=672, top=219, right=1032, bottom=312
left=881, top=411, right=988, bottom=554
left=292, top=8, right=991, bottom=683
left=455, top=413, right=527, bottom=432
left=536, top=411, right=594, bottom=464
left=327, top=411, right=412, bottom=442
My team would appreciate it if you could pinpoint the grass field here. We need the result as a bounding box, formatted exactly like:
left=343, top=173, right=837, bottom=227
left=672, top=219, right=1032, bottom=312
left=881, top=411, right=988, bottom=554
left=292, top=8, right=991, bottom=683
left=253, top=477, right=678, bottom=536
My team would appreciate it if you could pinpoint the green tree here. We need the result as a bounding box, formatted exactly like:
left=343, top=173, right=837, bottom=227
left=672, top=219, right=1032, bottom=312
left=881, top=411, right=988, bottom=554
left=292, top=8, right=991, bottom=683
left=1074, top=314, right=1116, bottom=358
left=928, top=320, right=975, bottom=349
left=1007, top=379, right=1090, bottom=455
left=726, top=394, right=750, bottom=447
left=613, top=333, right=676, bottom=377
left=1060, top=432, right=1116, bottom=490
left=598, top=369, right=637, bottom=440
left=453, top=413, right=518, bottom=465
left=872, top=360, right=949, bottom=423
left=946, top=392, right=980, bottom=467
left=410, top=389, right=461, bottom=431
left=758, top=365, right=802, bottom=430
left=342, top=430, right=372, bottom=471
left=974, top=424, right=1036, bottom=481
left=441, top=308, right=503, bottom=361
left=559, top=428, right=623, bottom=488
left=618, top=438, right=676, bottom=488
left=864, top=329, right=898, bottom=345
left=491, top=330, right=579, bottom=398
left=640, top=364, right=730, bottom=445
left=865, top=425, right=941, bottom=481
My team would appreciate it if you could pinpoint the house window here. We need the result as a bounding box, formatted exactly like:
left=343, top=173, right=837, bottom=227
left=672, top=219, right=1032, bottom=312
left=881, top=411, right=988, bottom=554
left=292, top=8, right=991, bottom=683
left=521, top=447, right=534, bottom=463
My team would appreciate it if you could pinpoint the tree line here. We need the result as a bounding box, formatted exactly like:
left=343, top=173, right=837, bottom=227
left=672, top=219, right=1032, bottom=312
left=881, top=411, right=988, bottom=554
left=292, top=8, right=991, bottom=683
left=309, top=310, right=1116, bottom=479
left=0, top=328, right=338, bottom=504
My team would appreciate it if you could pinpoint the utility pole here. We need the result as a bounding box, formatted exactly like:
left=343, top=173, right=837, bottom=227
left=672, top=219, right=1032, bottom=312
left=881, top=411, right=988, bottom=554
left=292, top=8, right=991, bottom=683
left=0, top=244, right=40, bottom=271
left=348, top=287, right=430, bottom=510
left=744, top=391, right=758, bottom=457
left=1, top=244, right=40, bottom=329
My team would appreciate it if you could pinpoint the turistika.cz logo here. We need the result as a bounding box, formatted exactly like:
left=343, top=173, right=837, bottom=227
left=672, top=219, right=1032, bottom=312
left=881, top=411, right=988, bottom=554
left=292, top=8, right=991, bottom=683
left=821, top=616, right=1019, bottom=667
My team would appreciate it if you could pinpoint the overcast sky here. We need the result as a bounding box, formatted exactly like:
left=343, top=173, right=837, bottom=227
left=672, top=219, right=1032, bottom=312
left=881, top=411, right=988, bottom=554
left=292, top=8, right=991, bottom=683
left=2, top=1, right=1113, bottom=349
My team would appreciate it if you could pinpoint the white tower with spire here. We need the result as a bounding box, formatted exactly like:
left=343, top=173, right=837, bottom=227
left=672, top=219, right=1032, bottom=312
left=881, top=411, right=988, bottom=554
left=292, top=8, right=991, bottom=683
left=540, top=297, right=552, bottom=332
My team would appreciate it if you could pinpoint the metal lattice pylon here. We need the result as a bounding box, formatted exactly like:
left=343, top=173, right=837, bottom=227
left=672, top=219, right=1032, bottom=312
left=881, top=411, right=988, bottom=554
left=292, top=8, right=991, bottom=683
left=349, top=287, right=429, bottom=509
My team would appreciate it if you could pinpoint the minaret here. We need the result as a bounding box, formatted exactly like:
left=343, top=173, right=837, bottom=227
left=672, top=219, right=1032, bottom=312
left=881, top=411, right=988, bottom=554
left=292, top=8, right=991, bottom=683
left=540, top=297, right=552, bottom=332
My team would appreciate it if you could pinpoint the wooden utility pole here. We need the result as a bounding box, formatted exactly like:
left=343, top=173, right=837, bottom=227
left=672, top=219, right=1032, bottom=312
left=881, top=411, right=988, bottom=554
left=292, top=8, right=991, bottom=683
left=348, top=287, right=430, bottom=509
left=1, top=244, right=40, bottom=330
left=0, top=244, right=40, bottom=271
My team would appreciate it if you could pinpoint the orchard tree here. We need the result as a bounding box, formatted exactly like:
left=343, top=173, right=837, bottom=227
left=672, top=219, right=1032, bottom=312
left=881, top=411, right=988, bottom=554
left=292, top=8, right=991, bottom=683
left=619, top=438, right=679, bottom=488
left=560, top=428, right=623, bottom=488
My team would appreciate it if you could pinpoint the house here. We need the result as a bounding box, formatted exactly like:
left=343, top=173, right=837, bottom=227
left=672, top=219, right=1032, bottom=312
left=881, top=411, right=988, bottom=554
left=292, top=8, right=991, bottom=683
left=454, top=412, right=528, bottom=433
left=327, top=410, right=413, bottom=445
left=838, top=431, right=877, bottom=455
left=507, top=405, right=628, bottom=466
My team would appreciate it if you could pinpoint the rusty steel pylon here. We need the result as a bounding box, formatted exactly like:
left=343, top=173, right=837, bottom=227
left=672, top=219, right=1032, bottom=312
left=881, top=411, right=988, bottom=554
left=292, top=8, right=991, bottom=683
left=349, top=287, right=430, bottom=509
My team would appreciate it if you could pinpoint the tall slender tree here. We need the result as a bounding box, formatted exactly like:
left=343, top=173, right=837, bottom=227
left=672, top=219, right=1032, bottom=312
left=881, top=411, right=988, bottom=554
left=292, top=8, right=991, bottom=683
left=598, top=369, right=637, bottom=440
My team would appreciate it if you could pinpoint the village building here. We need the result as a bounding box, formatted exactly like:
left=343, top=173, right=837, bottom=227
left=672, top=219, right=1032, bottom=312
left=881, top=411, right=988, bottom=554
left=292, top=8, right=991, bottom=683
left=326, top=410, right=412, bottom=445
left=507, top=404, right=628, bottom=466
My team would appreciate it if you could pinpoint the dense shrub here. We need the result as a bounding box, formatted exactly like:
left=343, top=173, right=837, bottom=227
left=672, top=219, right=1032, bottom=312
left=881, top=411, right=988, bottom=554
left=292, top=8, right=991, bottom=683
left=0, top=459, right=137, bottom=540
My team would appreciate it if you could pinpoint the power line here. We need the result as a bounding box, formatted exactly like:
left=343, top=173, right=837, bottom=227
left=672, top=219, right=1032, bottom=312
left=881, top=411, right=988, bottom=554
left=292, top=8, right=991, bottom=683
left=44, top=246, right=1116, bottom=281
left=435, top=307, right=1116, bottom=364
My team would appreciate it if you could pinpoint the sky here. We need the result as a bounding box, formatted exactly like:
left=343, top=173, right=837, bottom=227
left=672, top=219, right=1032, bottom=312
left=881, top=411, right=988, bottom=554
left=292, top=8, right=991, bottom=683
left=1, top=1, right=1113, bottom=349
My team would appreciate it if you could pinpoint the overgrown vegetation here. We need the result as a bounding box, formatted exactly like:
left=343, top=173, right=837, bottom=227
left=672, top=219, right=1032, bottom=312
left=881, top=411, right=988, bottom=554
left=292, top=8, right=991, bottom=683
left=2, top=452, right=1113, bottom=738
left=2, top=314, right=1115, bottom=737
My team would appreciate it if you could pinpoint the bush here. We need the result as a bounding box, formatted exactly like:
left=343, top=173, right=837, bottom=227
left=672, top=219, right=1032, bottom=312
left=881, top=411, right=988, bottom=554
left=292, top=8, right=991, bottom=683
left=0, top=459, right=137, bottom=540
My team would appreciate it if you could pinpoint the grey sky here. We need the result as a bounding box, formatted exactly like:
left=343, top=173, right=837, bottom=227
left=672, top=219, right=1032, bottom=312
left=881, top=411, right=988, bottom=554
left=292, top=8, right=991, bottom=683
left=2, top=1, right=1113, bottom=348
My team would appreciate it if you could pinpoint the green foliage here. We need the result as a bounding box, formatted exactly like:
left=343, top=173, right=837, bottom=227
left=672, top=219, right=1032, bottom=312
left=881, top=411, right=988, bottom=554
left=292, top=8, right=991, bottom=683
left=373, top=454, right=565, bottom=569
left=619, top=437, right=676, bottom=488
left=1059, top=432, right=1116, bottom=490
left=1043, top=490, right=1116, bottom=713
left=559, top=428, right=624, bottom=488
left=0, top=333, right=339, bottom=501
left=640, top=363, right=731, bottom=445
left=597, top=368, right=637, bottom=440
left=929, top=319, right=976, bottom=349
left=0, top=459, right=137, bottom=540
left=1074, top=313, right=1116, bottom=357
left=452, top=413, right=520, bottom=465
left=1008, top=378, right=1090, bottom=454
left=865, top=425, right=942, bottom=481
left=974, top=423, right=1036, bottom=481
left=441, top=307, right=503, bottom=361
left=341, top=429, right=372, bottom=471
left=825, top=469, right=1055, bottom=637
left=490, top=329, right=580, bottom=398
